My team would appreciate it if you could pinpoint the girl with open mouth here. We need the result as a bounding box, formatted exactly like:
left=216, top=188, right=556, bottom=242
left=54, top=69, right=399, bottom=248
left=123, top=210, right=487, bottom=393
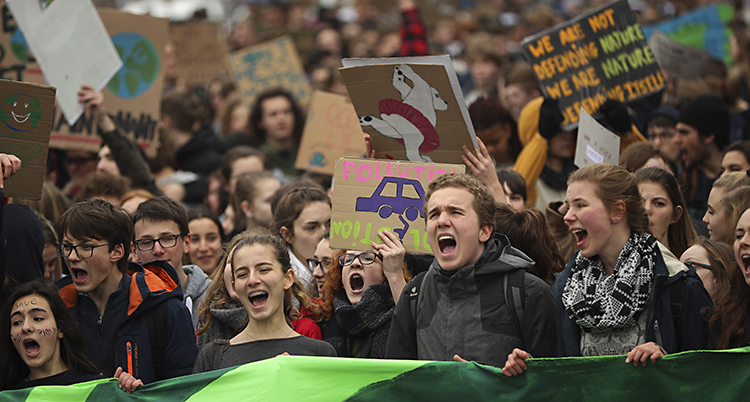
left=707, top=207, right=750, bottom=349
left=0, top=282, right=103, bottom=390
left=193, top=234, right=336, bottom=372
left=320, top=229, right=411, bottom=358
left=503, top=163, right=713, bottom=377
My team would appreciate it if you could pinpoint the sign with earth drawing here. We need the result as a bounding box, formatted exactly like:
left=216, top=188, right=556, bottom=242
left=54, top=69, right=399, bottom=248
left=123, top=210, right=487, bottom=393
left=0, top=79, right=56, bottom=200
left=8, top=0, right=122, bottom=125
left=330, top=157, right=464, bottom=254
left=227, top=36, right=312, bottom=110
left=0, top=6, right=166, bottom=158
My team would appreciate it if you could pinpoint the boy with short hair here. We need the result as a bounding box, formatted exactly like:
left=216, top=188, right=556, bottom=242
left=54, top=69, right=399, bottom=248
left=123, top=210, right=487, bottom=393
left=132, top=196, right=212, bottom=330
left=385, top=173, right=556, bottom=366
left=57, top=199, right=197, bottom=383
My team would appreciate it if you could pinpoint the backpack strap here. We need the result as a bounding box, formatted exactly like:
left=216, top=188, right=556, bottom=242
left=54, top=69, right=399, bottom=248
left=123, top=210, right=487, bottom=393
left=504, top=269, right=526, bottom=348
left=144, top=302, right=167, bottom=380
left=408, top=272, right=427, bottom=327
left=212, top=339, right=231, bottom=370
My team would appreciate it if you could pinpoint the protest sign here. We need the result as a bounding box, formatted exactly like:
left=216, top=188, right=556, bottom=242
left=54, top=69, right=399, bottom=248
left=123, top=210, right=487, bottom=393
left=294, top=90, right=366, bottom=175
left=0, top=79, right=56, bottom=200
left=649, top=31, right=712, bottom=80
left=574, top=107, right=620, bottom=168
left=331, top=157, right=464, bottom=253
left=7, top=0, right=122, bottom=125
left=342, top=55, right=478, bottom=151
left=170, top=21, right=228, bottom=89
left=226, top=36, right=311, bottom=110
left=521, top=0, right=665, bottom=130
left=642, top=3, right=734, bottom=65
left=0, top=6, right=167, bottom=158
left=340, top=61, right=476, bottom=164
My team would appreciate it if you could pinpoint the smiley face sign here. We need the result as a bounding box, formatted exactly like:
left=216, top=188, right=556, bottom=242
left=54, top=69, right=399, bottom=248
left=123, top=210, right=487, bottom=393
left=0, top=94, right=42, bottom=132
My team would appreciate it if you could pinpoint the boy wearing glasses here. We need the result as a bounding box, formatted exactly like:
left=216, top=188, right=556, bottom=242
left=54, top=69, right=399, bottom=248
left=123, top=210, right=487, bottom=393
left=385, top=173, right=556, bottom=366
left=56, top=199, right=198, bottom=383
left=132, top=196, right=212, bottom=330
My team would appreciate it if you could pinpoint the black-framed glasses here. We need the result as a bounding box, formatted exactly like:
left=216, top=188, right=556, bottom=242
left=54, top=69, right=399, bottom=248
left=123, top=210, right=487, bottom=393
left=56, top=243, right=109, bottom=259
left=133, top=234, right=184, bottom=252
left=685, top=261, right=713, bottom=271
left=307, top=258, right=331, bottom=274
left=337, top=252, right=379, bottom=267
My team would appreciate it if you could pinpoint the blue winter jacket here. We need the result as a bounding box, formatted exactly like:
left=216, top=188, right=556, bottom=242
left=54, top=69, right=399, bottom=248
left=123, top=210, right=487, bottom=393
left=58, top=261, right=198, bottom=383
left=555, top=241, right=713, bottom=356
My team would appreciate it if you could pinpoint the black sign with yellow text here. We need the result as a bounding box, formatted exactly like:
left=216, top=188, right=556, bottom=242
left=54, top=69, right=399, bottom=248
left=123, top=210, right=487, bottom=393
left=521, top=0, right=665, bottom=129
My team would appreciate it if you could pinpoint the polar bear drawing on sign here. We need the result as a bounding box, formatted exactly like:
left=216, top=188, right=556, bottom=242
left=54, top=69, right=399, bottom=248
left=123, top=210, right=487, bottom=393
left=358, top=64, right=448, bottom=162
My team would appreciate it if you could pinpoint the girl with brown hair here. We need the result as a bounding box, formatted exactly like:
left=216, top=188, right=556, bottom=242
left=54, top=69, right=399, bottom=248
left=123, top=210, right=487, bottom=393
left=503, top=164, right=712, bottom=375
left=193, top=234, right=335, bottom=372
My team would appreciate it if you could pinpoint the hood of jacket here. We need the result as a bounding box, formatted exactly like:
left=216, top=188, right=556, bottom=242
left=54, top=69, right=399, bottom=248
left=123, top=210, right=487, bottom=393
left=182, top=264, right=212, bottom=300
left=59, top=260, right=183, bottom=318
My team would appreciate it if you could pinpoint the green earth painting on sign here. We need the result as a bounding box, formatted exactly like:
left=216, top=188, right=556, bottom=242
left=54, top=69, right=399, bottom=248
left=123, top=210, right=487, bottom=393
left=107, top=32, right=160, bottom=99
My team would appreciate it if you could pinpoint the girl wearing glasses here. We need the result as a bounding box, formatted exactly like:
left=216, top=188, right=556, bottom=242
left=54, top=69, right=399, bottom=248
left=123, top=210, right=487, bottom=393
left=320, top=230, right=411, bottom=358
left=308, top=234, right=334, bottom=297
left=680, top=237, right=734, bottom=302
left=193, top=234, right=335, bottom=372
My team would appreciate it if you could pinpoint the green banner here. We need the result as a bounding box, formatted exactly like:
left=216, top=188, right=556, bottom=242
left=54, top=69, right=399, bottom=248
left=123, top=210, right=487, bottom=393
left=2, top=348, right=749, bottom=401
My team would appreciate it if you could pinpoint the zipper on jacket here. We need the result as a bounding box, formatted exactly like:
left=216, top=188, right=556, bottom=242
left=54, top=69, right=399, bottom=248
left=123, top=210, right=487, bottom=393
left=126, top=341, right=133, bottom=374
left=654, top=320, right=664, bottom=348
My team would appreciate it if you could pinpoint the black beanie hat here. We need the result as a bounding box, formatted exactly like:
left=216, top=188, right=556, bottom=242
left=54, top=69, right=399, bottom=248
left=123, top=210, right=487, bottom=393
left=677, top=94, right=730, bottom=147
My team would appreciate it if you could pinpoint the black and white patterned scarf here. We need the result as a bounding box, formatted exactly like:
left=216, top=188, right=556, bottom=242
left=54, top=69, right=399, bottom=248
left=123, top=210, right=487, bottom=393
left=562, top=232, right=657, bottom=333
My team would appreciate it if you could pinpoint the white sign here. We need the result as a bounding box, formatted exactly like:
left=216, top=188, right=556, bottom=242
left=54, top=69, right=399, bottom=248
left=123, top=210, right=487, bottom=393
left=8, top=0, right=122, bottom=124
left=575, top=108, right=621, bottom=168
left=649, top=31, right=712, bottom=80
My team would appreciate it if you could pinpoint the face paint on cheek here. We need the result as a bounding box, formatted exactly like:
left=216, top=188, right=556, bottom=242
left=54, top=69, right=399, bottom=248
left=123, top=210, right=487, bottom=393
left=11, top=333, right=22, bottom=344
left=36, top=328, right=57, bottom=337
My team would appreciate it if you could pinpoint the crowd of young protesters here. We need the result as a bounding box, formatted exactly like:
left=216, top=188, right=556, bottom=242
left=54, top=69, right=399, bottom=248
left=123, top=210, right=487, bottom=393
left=3, top=0, right=750, bottom=394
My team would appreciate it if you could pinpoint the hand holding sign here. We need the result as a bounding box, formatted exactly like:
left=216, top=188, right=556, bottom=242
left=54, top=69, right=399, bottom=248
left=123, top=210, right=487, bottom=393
left=77, top=85, right=116, bottom=133
left=372, top=229, right=407, bottom=303
left=0, top=153, right=21, bottom=189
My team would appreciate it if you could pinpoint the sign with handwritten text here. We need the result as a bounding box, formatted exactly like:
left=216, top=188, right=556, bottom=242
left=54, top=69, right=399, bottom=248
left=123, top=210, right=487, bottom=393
left=295, top=90, right=366, bottom=175
left=642, top=3, right=734, bottom=66
left=521, top=0, right=664, bottom=130
left=0, top=79, right=55, bottom=200
left=331, top=157, right=464, bottom=254
left=226, top=36, right=311, bottom=110
left=574, top=107, right=620, bottom=169
left=0, top=6, right=166, bottom=158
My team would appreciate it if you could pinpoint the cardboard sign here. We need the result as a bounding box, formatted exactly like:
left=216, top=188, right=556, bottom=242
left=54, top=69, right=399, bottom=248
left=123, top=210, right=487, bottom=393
left=7, top=0, right=122, bottom=125
left=226, top=36, right=311, bottom=110
left=294, top=90, right=366, bottom=175
left=0, top=79, right=56, bottom=200
left=340, top=62, right=475, bottom=165
left=330, top=157, right=464, bottom=254
left=521, top=0, right=665, bottom=130
left=642, top=3, right=734, bottom=65
left=649, top=31, right=712, bottom=80
left=170, top=21, right=228, bottom=88
left=574, top=107, right=620, bottom=169
left=341, top=55, right=477, bottom=150
left=0, top=6, right=167, bottom=158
